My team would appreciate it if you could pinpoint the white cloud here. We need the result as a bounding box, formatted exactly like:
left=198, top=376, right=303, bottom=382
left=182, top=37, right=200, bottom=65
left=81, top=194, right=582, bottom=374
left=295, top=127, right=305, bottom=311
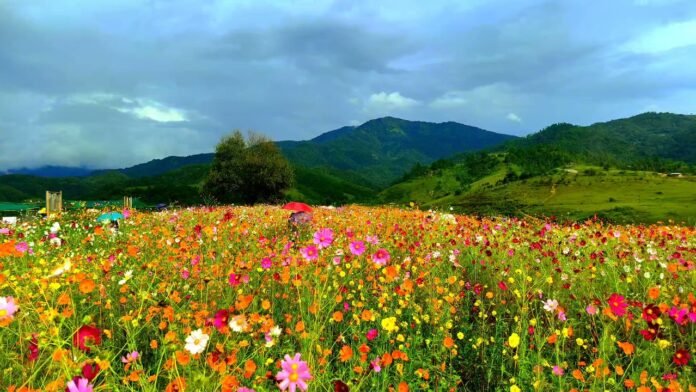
left=623, top=20, right=696, bottom=54
left=506, top=112, right=522, bottom=122
left=364, top=91, right=420, bottom=113
left=127, top=104, right=187, bottom=122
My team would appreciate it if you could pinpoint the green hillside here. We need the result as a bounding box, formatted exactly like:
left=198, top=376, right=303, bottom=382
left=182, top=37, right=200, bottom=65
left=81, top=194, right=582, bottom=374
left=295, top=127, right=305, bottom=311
left=278, top=117, right=517, bottom=186
left=506, top=112, right=696, bottom=167
left=380, top=157, right=696, bottom=224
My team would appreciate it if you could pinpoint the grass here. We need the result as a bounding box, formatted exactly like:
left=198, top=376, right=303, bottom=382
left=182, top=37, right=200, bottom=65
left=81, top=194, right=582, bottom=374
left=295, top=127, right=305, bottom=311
left=380, top=164, right=696, bottom=224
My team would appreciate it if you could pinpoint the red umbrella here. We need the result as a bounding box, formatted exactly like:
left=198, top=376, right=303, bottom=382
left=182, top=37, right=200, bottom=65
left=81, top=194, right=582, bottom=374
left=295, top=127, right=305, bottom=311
left=282, top=202, right=313, bottom=213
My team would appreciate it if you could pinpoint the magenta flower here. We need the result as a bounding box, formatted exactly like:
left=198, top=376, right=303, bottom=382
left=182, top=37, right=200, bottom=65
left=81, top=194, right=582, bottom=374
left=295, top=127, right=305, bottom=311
left=261, top=257, right=273, bottom=269
left=552, top=366, right=564, bottom=376
left=313, top=228, right=334, bottom=249
left=181, top=269, right=190, bottom=280
left=276, top=353, right=312, bottom=391
left=238, top=388, right=256, bottom=392
left=211, top=309, right=230, bottom=331
left=349, top=241, right=366, bottom=256
left=371, top=248, right=390, bottom=266
left=15, top=242, right=28, bottom=253
left=370, top=356, right=382, bottom=373
left=607, top=293, right=628, bottom=317
left=229, top=273, right=241, bottom=286
left=300, top=245, right=319, bottom=261
left=668, top=307, right=689, bottom=325
left=0, top=296, right=18, bottom=320
left=66, top=378, right=94, bottom=392
left=366, top=329, right=378, bottom=341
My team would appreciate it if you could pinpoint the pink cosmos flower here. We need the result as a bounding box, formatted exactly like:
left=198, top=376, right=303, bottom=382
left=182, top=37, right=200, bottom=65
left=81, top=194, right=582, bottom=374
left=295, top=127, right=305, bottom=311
left=371, top=248, right=390, bottom=266
left=0, top=296, right=18, bottom=320
left=586, top=304, right=598, bottom=315
left=15, top=242, right=28, bottom=253
left=366, top=235, right=379, bottom=245
left=0, top=228, right=9, bottom=235
left=121, top=351, right=139, bottom=363
left=261, top=257, right=273, bottom=269
left=66, top=378, right=94, bottom=392
left=300, top=245, right=319, bottom=261
left=349, top=241, right=366, bottom=256
left=313, top=228, right=334, bottom=249
left=366, top=328, right=378, bottom=341
left=607, top=293, right=628, bottom=317
left=238, top=388, right=255, bottom=392
left=276, top=353, right=312, bottom=391
left=552, top=366, right=564, bottom=376
left=370, top=356, right=382, bottom=373
left=181, top=269, right=190, bottom=280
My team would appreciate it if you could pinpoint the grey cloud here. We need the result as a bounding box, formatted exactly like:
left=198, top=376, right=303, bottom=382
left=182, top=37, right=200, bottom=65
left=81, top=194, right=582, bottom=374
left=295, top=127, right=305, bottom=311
left=0, top=0, right=695, bottom=169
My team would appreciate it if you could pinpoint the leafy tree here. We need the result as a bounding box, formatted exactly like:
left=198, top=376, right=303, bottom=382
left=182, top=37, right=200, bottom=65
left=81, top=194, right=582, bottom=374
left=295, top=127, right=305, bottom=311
left=204, top=131, right=294, bottom=204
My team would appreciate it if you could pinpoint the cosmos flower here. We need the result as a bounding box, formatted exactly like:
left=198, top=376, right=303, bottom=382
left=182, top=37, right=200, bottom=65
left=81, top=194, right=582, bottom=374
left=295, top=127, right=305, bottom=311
left=349, top=240, right=366, bottom=256
left=0, top=296, right=18, bottom=320
left=184, top=329, right=209, bottom=355
left=66, top=378, right=94, bottom=392
left=313, top=228, right=334, bottom=248
left=607, top=293, right=628, bottom=317
left=371, top=248, right=390, bottom=266
left=276, top=353, right=311, bottom=392
left=673, top=348, right=690, bottom=366
left=543, top=299, right=558, bottom=312
left=300, top=245, right=319, bottom=261
left=73, top=325, right=102, bottom=353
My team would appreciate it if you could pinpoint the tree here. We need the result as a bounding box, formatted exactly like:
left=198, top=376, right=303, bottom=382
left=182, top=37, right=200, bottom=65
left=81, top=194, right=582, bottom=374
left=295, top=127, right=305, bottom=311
left=204, top=130, right=294, bottom=204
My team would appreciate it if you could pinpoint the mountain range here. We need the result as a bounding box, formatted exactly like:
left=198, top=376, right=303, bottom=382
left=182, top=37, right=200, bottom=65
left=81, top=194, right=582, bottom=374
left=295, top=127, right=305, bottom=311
left=1, top=112, right=695, bottom=222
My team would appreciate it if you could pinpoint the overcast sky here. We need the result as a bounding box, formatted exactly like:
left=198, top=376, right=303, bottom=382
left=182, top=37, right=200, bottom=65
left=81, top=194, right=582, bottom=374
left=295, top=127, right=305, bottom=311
left=1, top=0, right=695, bottom=170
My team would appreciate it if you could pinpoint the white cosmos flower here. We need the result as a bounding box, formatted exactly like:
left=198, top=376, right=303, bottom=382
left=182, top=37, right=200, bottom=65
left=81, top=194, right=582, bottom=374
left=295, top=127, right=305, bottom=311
left=228, top=315, right=248, bottom=332
left=184, top=329, right=209, bottom=355
left=118, top=270, right=133, bottom=285
left=543, top=299, right=559, bottom=312
left=270, top=325, right=282, bottom=337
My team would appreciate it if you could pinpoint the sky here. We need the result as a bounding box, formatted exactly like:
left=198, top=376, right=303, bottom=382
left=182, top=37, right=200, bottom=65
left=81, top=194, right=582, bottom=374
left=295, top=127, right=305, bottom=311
left=1, top=0, right=695, bottom=170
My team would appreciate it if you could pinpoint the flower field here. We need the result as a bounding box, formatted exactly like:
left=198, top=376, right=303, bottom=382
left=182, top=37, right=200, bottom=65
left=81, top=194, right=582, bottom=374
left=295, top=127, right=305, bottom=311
left=0, top=206, right=694, bottom=391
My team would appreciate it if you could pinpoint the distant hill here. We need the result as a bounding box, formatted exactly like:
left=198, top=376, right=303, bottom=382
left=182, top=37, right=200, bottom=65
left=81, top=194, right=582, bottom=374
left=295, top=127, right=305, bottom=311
left=92, top=153, right=215, bottom=178
left=4, top=165, right=93, bottom=177
left=278, top=117, right=517, bottom=186
left=507, top=112, right=696, bottom=165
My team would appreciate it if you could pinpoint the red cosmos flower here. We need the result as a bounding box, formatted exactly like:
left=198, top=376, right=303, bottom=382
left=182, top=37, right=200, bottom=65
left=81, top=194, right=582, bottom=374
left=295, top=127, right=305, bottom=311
left=73, top=325, right=102, bottom=353
left=81, top=362, right=100, bottom=381
left=673, top=348, right=690, bottom=366
left=28, top=334, right=39, bottom=361
left=608, top=293, right=628, bottom=317
left=639, top=322, right=660, bottom=341
left=642, top=304, right=660, bottom=322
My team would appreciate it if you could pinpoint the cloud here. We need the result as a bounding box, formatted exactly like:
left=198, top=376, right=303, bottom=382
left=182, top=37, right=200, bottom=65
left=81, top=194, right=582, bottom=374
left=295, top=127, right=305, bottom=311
left=1, top=0, right=696, bottom=169
left=622, top=20, right=696, bottom=54
left=506, top=113, right=522, bottom=123
left=364, top=92, right=420, bottom=114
